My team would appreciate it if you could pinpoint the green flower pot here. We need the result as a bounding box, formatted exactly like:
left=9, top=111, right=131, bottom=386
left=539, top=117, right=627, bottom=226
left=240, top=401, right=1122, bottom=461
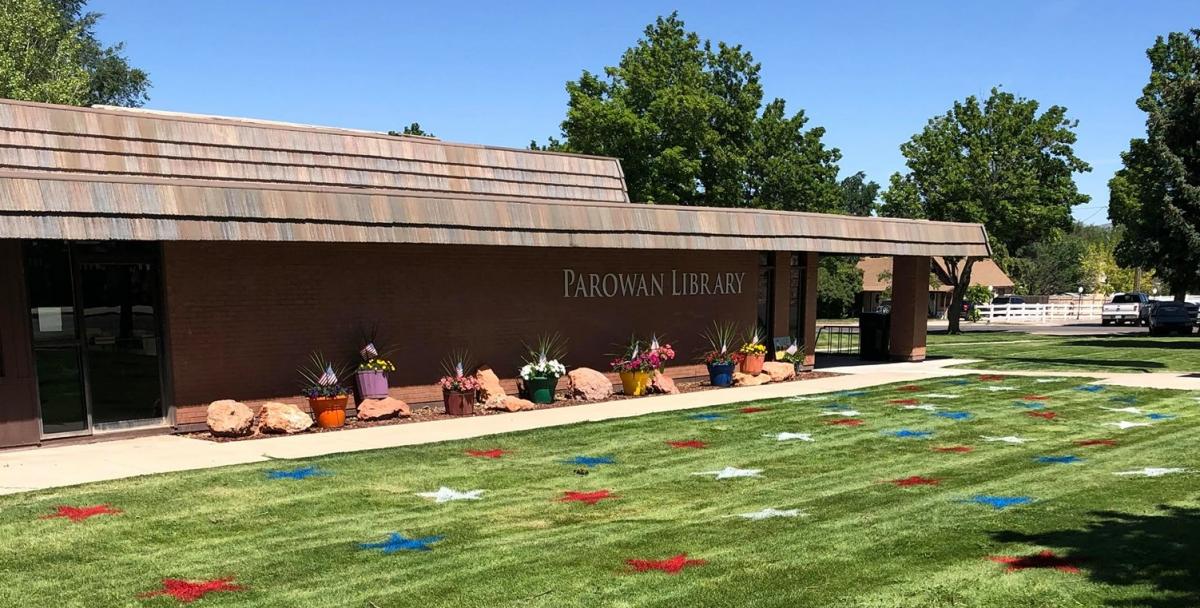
left=523, top=375, right=559, bottom=404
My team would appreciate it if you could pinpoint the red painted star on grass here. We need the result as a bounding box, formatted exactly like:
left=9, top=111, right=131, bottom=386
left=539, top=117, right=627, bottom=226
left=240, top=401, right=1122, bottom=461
left=890, top=475, right=940, bottom=487
left=560, top=489, right=616, bottom=505
left=1026, top=411, right=1057, bottom=420
left=42, top=505, right=121, bottom=522
left=979, top=374, right=1006, bottom=381
left=666, top=440, right=707, bottom=449
left=739, top=406, right=769, bottom=414
left=888, top=398, right=920, bottom=405
left=138, top=578, right=244, bottom=602
left=897, top=385, right=923, bottom=392
left=933, top=445, right=973, bottom=453
left=466, top=448, right=508, bottom=459
left=1075, top=439, right=1118, bottom=447
left=988, top=550, right=1082, bottom=574
left=826, top=418, right=864, bottom=427
left=626, top=553, right=706, bottom=575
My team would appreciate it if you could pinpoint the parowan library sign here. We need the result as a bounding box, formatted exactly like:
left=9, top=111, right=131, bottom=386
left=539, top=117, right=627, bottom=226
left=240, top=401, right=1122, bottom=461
left=562, top=269, right=747, bottom=298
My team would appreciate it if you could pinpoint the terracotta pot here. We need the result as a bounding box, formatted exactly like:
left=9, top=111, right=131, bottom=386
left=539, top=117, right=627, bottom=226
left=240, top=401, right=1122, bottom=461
left=443, top=389, right=477, bottom=416
left=740, top=352, right=766, bottom=375
left=618, top=370, right=652, bottom=396
left=355, top=370, right=389, bottom=399
left=308, top=395, right=348, bottom=428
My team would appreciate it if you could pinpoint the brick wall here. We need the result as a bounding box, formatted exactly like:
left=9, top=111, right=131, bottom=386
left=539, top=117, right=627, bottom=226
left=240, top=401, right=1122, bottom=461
left=163, top=242, right=758, bottom=424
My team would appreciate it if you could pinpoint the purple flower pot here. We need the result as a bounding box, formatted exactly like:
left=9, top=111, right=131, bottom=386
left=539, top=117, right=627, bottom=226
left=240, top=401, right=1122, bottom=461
left=356, top=370, right=389, bottom=399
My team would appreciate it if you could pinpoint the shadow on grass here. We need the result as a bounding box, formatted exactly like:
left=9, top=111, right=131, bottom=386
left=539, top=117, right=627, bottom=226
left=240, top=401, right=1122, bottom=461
left=968, top=356, right=1164, bottom=372
left=1063, top=339, right=1200, bottom=351
left=990, top=506, right=1200, bottom=608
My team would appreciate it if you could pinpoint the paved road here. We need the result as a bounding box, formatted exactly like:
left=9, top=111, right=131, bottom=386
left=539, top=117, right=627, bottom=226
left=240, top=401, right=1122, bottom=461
left=943, top=322, right=1148, bottom=336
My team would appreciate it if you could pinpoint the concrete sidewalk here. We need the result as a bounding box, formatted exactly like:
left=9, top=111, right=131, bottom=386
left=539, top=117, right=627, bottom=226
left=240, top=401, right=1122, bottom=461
left=4, top=359, right=1195, bottom=496
left=0, top=367, right=966, bottom=496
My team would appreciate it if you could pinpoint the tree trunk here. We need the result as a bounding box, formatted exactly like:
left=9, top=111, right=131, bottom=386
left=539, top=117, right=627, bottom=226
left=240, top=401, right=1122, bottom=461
left=944, top=257, right=978, bottom=335
left=1175, top=290, right=1186, bottom=303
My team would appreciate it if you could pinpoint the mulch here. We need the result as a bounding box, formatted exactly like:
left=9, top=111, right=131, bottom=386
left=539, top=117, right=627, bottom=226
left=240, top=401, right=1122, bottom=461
left=187, top=371, right=839, bottom=443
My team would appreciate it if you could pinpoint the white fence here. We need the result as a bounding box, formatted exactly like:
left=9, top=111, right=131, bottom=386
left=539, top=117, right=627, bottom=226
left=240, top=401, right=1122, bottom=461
left=976, top=295, right=1200, bottom=324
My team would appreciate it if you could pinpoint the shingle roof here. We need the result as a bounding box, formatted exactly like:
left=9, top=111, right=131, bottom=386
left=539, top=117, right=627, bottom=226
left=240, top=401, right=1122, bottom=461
left=0, top=99, right=992, bottom=257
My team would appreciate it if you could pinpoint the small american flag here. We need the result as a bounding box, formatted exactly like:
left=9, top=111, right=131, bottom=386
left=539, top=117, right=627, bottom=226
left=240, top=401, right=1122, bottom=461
left=360, top=342, right=378, bottom=359
left=318, top=364, right=338, bottom=386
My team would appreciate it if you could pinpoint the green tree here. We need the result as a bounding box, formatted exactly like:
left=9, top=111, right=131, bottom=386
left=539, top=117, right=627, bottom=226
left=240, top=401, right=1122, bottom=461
left=840, top=171, right=880, bottom=217
left=816, top=256, right=863, bottom=319
left=1008, top=237, right=1087, bottom=296
left=546, top=12, right=842, bottom=212
left=1109, top=29, right=1200, bottom=301
left=880, top=87, right=1090, bottom=332
left=388, top=123, right=434, bottom=137
left=0, top=0, right=148, bottom=106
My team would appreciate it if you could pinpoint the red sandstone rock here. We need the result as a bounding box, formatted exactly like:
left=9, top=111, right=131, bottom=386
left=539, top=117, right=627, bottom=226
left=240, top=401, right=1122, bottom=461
left=357, top=396, right=411, bottom=421
left=650, top=371, right=680, bottom=394
left=484, top=395, right=536, bottom=412
left=732, top=371, right=771, bottom=387
left=255, top=402, right=313, bottom=434
left=567, top=367, right=614, bottom=401
left=475, top=367, right=506, bottom=402
left=206, top=399, right=253, bottom=437
left=762, top=362, right=796, bottom=383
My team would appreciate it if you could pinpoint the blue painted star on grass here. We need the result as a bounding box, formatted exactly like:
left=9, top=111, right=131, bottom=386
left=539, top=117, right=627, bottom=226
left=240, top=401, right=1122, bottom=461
left=360, top=533, right=444, bottom=554
left=837, top=390, right=867, bottom=397
left=1076, top=385, right=1105, bottom=392
left=266, top=466, right=327, bottom=480
left=935, top=411, right=973, bottom=421
left=1036, top=455, right=1083, bottom=464
left=945, top=379, right=971, bottom=386
left=1110, top=395, right=1138, bottom=404
left=1012, top=401, right=1046, bottom=409
left=887, top=429, right=933, bottom=439
left=689, top=413, right=725, bottom=421
left=963, top=495, right=1034, bottom=509
left=1146, top=413, right=1177, bottom=420
left=565, top=456, right=615, bottom=467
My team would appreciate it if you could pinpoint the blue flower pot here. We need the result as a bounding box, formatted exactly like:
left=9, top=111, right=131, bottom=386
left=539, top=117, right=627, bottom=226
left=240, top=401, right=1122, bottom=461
left=707, top=362, right=735, bottom=387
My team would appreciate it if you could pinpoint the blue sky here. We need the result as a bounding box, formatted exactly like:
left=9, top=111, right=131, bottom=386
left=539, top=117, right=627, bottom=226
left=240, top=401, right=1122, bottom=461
left=91, top=0, right=1196, bottom=224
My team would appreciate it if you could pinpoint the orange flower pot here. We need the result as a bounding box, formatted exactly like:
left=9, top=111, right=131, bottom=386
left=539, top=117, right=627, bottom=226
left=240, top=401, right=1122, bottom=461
left=740, top=352, right=766, bottom=375
left=308, top=395, right=348, bottom=428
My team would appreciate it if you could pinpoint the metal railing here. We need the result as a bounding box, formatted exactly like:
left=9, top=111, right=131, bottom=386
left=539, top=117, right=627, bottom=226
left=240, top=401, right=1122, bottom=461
left=815, top=325, right=860, bottom=355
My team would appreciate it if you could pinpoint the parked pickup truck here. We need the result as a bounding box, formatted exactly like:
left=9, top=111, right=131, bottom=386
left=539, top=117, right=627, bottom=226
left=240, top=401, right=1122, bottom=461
left=1101, top=292, right=1151, bottom=326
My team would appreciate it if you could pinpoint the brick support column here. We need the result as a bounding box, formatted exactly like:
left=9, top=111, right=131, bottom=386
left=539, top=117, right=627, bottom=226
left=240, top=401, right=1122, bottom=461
left=889, top=255, right=930, bottom=362
left=802, top=252, right=818, bottom=367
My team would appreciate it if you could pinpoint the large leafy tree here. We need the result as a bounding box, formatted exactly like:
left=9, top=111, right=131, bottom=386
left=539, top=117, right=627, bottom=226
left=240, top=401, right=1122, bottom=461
left=0, top=0, right=149, bottom=106
left=547, top=13, right=842, bottom=212
left=880, top=88, right=1090, bottom=332
left=1108, top=30, right=1200, bottom=300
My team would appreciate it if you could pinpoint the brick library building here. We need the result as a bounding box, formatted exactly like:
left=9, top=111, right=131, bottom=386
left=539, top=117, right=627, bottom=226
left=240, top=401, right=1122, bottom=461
left=0, top=100, right=991, bottom=448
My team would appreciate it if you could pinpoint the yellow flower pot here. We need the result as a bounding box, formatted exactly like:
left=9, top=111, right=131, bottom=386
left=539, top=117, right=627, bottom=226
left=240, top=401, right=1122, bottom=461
left=619, top=371, right=652, bottom=396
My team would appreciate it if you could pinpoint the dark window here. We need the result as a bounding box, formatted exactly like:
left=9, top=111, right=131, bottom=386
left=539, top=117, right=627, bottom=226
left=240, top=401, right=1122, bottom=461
left=756, top=253, right=775, bottom=336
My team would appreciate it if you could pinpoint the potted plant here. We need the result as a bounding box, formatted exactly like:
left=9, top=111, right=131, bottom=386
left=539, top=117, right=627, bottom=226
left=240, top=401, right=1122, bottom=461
left=610, top=334, right=674, bottom=396
left=519, top=334, right=567, bottom=404
left=700, top=322, right=738, bottom=387
left=299, top=352, right=353, bottom=428
left=736, top=328, right=767, bottom=375
left=776, top=339, right=809, bottom=373
left=439, top=351, right=480, bottom=416
left=355, top=338, right=395, bottom=399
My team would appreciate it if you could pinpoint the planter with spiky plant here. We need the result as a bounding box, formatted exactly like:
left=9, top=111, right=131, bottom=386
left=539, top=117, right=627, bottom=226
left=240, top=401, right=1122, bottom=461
left=736, top=327, right=767, bottom=376
left=299, top=352, right=354, bottom=428
left=700, top=321, right=738, bottom=387
left=518, top=333, right=567, bottom=404
left=438, top=350, right=480, bottom=416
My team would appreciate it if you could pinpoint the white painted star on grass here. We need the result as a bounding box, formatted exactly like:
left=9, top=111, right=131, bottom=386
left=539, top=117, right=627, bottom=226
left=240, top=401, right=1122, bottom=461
left=416, top=486, right=485, bottom=503
left=983, top=386, right=1017, bottom=392
left=693, top=466, right=763, bottom=480
left=1102, top=406, right=1145, bottom=415
left=819, top=409, right=860, bottom=417
left=982, top=435, right=1029, bottom=444
left=1114, top=467, right=1189, bottom=478
left=901, top=404, right=939, bottom=411
left=1034, top=378, right=1062, bottom=383
left=922, top=393, right=961, bottom=399
left=1104, top=421, right=1153, bottom=430
left=733, top=507, right=805, bottom=520
left=787, top=396, right=826, bottom=402
left=768, top=432, right=815, bottom=442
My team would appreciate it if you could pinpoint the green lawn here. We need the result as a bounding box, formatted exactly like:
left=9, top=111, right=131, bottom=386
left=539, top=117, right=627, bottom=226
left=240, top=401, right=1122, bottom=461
left=928, top=332, right=1200, bottom=373
left=2, top=377, right=1198, bottom=607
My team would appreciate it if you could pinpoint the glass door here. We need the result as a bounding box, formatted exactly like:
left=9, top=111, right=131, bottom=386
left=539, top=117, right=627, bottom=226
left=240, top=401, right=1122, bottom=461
left=24, top=241, right=167, bottom=437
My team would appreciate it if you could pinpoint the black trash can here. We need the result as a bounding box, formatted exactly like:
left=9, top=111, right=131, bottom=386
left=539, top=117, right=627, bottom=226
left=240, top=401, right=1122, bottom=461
left=859, top=312, right=891, bottom=361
